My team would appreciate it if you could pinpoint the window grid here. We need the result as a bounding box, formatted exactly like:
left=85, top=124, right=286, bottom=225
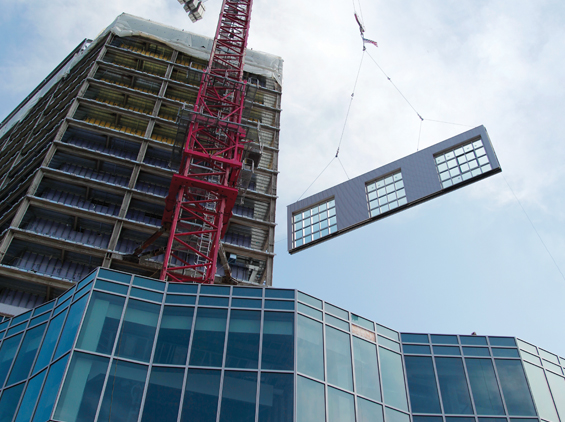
left=435, top=139, right=492, bottom=188
left=366, top=171, right=407, bottom=217
left=292, top=199, right=336, bottom=248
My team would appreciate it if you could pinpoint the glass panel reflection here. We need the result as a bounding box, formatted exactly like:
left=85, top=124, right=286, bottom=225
left=98, top=360, right=147, bottom=422
left=385, top=407, right=410, bottom=422
left=0, top=333, right=23, bottom=385
left=328, top=386, right=355, bottom=422
left=32, top=354, right=69, bottom=422
left=353, top=336, right=381, bottom=401
left=7, top=323, right=46, bottom=385
left=14, top=369, right=46, bottom=422
left=297, top=315, right=324, bottom=380
left=262, top=312, right=294, bottom=371
left=297, top=376, right=325, bottom=422
left=465, top=358, right=505, bottom=415
left=546, top=371, right=565, bottom=421
left=181, top=369, right=221, bottom=422
left=225, top=310, right=260, bottom=369
left=76, top=291, right=125, bottom=355
left=189, top=308, right=228, bottom=367
left=154, top=306, right=194, bottom=365
left=115, top=299, right=160, bottom=362
left=0, top=383, right=25, bottom=422
left=141, top=367, right=184, bottom=422
left=357, top=397, right=383, bottom=422
left=54, top=352, right=109, bottom=422
left=495, top=359, right=536, bottom=416
left=326, top=326, right=353, bottom=391
left=405, top=356, right=441, bottom=413
left=54, top=293, right=89, bottom=359
left=219, top=371, right=257, bottom=422
left=523, top=362, right=559, bottom=422
left=258, top=372, right=293, bottom=422
left=435, top=357, right=473, bottom=414
left=32, top=309, right=67, bottom=374
left=379, top=347, right=408, bottom=411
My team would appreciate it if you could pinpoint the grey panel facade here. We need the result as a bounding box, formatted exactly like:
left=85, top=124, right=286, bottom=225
left=288, top=126, right=501, bottom=253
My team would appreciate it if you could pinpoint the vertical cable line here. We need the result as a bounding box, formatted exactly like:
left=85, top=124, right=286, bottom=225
left=503, top=174, right=565, bottom=282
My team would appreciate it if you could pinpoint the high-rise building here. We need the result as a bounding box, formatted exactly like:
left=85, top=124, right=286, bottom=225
left=0, top=14, right=283, bottom=316
left=0, top=268, right=563, bottom=422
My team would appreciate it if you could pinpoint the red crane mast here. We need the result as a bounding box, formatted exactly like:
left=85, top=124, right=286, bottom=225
left=160, top=0, right=254, bottom=283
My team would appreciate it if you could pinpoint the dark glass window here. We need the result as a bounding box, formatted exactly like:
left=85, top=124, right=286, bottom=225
left=413, top=417, right=443, bottom=422
left=0, top=333, right=23, bottom=385
left=201, top=285, right=230, bottom=295
left=32, top=309, right=67, bottom=373
left=495, top=359, right=536, bottom=416
left=225, top=310, right=260, bottom=369
left=462, top=347, right=490, bottom=357
left=14, top=369, right=46, bottom=422
left=189, top=308, right=228, bottom=367
left=54, top=352, right=109, bottom=422
left=357, top=398, right=383, bottom=422
left=353, top=336, right=381, bottom=401
left=7, top=323, right=46, bottom=385
left=142, top=367, right=184, bottom=422
left=478, top=419, right=506, bottom=422
left=401, top=333, right=428, bottom=343
left=32, top=354, right=69, bottom=422
left=95, top=279, right=129, bottom=294
left=116, top=299, right=160, bottom=362
left=266, top=289, right=295, bottom=299
left=199, top=296, right=229, bottom=307
left=76, top=291, right=125, bottom=355
left=167, top=283, right=198, bottom=294
left=0, top=383, right=25, bottom=422
left=326, top=326, right=353, bottom=391
left=258, top=372, right=293, bottom=422
left=262, top=312, right=294, bottom=370
left=404, top=356, right=441, bottom=413
left=403, top=344, right=431, bottom=354
left=460, top=336, right=487, bottom=345
left=465, top=358, right=504, bottom=415
left=435, top=357, right=473, bottom=414
left=181, top=369, right=221, bottom=422
left=154, top=306, right=194, bottom=365
left=431, top=335, right=459, bottom=345
left=434, top=346, right=461, bottom=356
left=297, top=315, right=324, bottom=380
left=489, top=337, right=516, bottom=347
left=232, top=298, right=262, bottom=308
left=219, top=371, right=257, bottom=422
left=233, top=287, right=262, bottom=297
left=98, top=360, right=147, bottom=422
left=265, top=300, right=294, bottom=310
left=54, top=293, right=90, bottom=359
left=492, top=348, right=519, bottom=358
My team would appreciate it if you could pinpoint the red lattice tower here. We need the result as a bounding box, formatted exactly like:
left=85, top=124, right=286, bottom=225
left=161, top=0, right=253, bottom=283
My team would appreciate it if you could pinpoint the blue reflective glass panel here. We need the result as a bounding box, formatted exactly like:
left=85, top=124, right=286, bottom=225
left=357, top=398, right=383, bottom=422
left=232, top=298, right=261, bottom=308
left=298, top=302, right=322, bottom=320
left=54, top=352, right=109, bottom=422
left=297, top=315, right=324, bottom=380
left=0, top=333, right=23, bottom=385
left=11, top=310, right=32, bottom=326
left=201, top=285, right=230, bottom=295
left=32, top=353, right=69, bottom=422
left=130, top=287, right=163, bottom=302
left=98, top=360, right=147, bottom=422
left=219, top=371, right=257, bottom=422
left=435, top=357, right=473, bottom=414
left=492, top=348, right=519, bottom=358
left=76, top=291, right=125, bottom=355
left=262, top=312, right=294, bottom=370
left=167, top=283, right=198, bottom=294
left=463, top=347, right=490, bottom=356
left=95, top=279, right=129, bottom=294
left=0, top=383, right=24, bottom=422
left=353, top=336, right=381, bottom=401
left=431, top=334, right=459, bottom=345
left=32, top=301, right=54, bottom=316
left=98, top=268, right=132, bottom=283
left=54, top=293, right=89, bottom=359
left=189, top=308, right=228, bottom=367
left=154, top=306, right=194, bottom=365
left=199, top=296, right=229, bottom=307
left=265, top=300, right=294, bottom=310
left=326, top=314, right=349, bottom=331
left=30, top=312, right=51, bottom=327
left=133, top=276, right=165, bottom=291
left=56, top=288, right=74, bottom=305
left=465, top=358, right=504, bottom=415
left=165, top=294, right=196, bottom=305
left=403, top=344, right=431, bottom=354
left=413, top=417, right=443, bottom=422
left=460, top=336, right=487, bottom=345
left=233, top=287, right=262, bottom=297
left=116, top=299, right=160, bottom=362
left=7, top=323, right=47, bottom=385
left=298, top=291, right=321, bottom=308
left=489, top=337, right=516, bottom=347
left=401, top=333, right=428, bottom=343
left=141, top=367, right=184, bottom=422
left=265, top=289, right=294, bottom=299
left=32, top=309, right=67, bottom=374
left=181, top=369, right=221, bottom=422
left=379, top=347, right=408, bottom=411
left=14, top=369, right=47, bottom=422
left=297, top=376, right=325, bottom=422
left=495, top=359, right=536, bottom=416
left=328, top=387, right=355, bottom=422
left=225, top=310, right=260, bottom=369
left=326, top=326, right=353, bottom=391
left=405, top=356, right=441, bottom=413
left=434, top=346, right=461, bottom=355
left=7, top=322, right=26, bottom=336
left=385, top=407, right=410, bottom=422
left=445, top=418, right=475, bottom=422
left=259, top=373, right=293, bottom=422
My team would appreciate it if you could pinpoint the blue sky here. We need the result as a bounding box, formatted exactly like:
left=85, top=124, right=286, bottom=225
left=1, top=0, right=564, bottom=356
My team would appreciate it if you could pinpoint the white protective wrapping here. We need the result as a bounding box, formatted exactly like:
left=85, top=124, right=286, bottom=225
left=0, top=13, right=283, bottom=139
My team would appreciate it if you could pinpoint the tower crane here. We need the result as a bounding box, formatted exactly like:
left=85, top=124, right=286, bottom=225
left=131, top=0, right=258, bottom=284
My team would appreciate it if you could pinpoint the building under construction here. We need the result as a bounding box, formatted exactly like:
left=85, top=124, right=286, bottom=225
left=0, top=14, right=283, bottom=315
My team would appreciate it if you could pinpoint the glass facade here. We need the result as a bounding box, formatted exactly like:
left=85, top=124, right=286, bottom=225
left=0, top=268, right=563, bottom=422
